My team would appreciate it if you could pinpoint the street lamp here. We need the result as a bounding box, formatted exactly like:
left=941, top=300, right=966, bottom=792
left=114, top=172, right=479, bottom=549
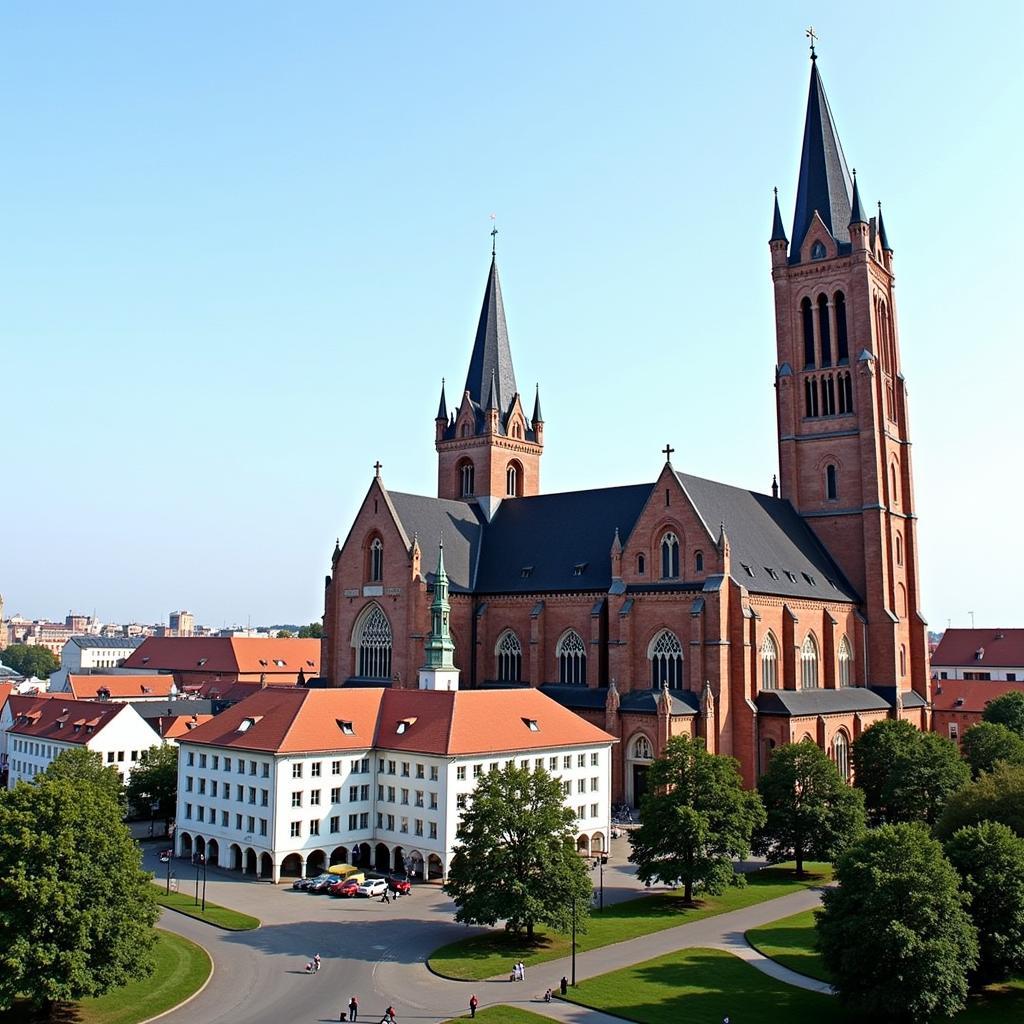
left=591, top=853, right=608, bottom=912
left=160, top=847, right=173, bottom=894
left=194, top=853, right=207, bottom=911
left=571, top=894, right=577, bottom=986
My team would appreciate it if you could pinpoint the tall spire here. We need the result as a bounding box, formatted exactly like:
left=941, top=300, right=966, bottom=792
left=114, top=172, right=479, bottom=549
left=877, top=201, right=892, bottom=251
left=532, top=383, right=543, bottom=423
left=462, top=253, right=518, bottom=417
left=770, top=187, right=788, bottom=243
left=791, top=57, right=854, bottom=254
left=435, top=378, right=448, bottom=421
left=849, top=169, right=866, bottom=225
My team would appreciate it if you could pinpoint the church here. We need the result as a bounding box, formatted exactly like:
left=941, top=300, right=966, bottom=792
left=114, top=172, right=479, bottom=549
left=320, top=52, right=931, bottom=802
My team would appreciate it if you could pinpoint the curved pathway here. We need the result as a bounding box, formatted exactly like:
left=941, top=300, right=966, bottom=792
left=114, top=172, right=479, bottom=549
left=143, top=843, right=830, bottom=1024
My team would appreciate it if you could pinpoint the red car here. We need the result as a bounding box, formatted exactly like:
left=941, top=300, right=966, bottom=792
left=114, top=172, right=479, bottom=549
left=389, top=877, right=412, bottom=895
left=329, top=878, right=360, bottom=898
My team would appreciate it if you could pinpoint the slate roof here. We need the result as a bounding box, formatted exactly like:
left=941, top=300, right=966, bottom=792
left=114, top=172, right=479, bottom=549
left=537, top=685, right=700, bottom=716
left=756, top=687, right=914, bottom=716
left=790, top=59, right=854, bottom=258
left=462, top=256, right=518, bottom=421
left=69, top=635, right=146, bottom=650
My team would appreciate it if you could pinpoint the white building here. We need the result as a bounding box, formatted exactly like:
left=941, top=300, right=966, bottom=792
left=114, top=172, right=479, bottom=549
left=49, top=635, right=147, bottom=693
left=4, top=694, right=161, bottom=787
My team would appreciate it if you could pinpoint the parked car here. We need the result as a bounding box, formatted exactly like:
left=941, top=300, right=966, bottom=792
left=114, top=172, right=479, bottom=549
left=388, top=876, right=412, bottom=894
left=356, top=877, right=389, bottom=897
left=309, top=874, right=343, bottom=893
left=329, top=878, right=361, bottom=898
left=293, top=873, right=334, bottom=892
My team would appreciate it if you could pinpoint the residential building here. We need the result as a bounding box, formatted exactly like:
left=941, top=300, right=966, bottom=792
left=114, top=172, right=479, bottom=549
left=49, top=635, right=148, bottom=692
left=932, top=678, right=1024, bottom=743
left=168, top=611, right=195, bottom=637
left=65, top=674, right=178, bottom=702
left=931, top=629, right=1024, bottom=682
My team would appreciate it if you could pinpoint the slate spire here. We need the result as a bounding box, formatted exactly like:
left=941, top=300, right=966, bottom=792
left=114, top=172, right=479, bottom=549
left=877, top=202, right=892, bottom=251
left=770, top=188, right=788, bottom=243
left=791, top=58, right=854, bottom=254
left=463, top=254, right=518, bottom=417
left=484, top=369, right=498, bottom=412
left=532, top=383, right=543, bottom=423
left=849, top=170, right=866, bottom=225
left=436, top=378, right=448, bottom=421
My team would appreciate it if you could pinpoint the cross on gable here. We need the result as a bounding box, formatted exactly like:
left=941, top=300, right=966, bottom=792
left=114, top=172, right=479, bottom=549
left=373, top=461, right=382, bottom=477
left=662, top=443, right=675, bottom=463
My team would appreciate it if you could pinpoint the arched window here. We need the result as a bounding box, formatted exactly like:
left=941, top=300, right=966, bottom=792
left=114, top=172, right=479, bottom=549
left=896, top=583, right=908, bottom=618
left=838, top=636, right=853, bottom=687
left=694, top=550, right=704, bottom=573
left=804, top=376, right=819, bottom=418
left=369, top=537, right=384, bottom=582
left=818, top=294, right=832, bottom=367
left=895, top=531, right=904, bottom=566
left=811, top=240, right=827, bottom=261
left=506, top=462, right=518, bottom=497
left=761, top=633, right=779, bottom=690
left=356, top=605, right=392, bottom=679
left=637, top=553, right=646, bottom=575
left=837, top=371, right=853, bottom=413
left=835, top=291, right=849, bottom=362
left=821, top=374, right=836, bottom=415
left=631, top=734, right=653, bottom=761
left=825, top=464, right=838, bottom=501
left=890, top=462, right=899, bottom=504
left=496, top=631, right=522, bottom=682
left=461, top=423, right=470, bottom=438
left=459, top=459, right=475, bottom=498
left=649, top=630, right=683, bottom=687
left=557, top=631, right=587, bottom=685
left=800, top=634, right=819, bottom=689
left=801, top=297, right=815, bottom=368
left=660, top=532, right=680, bottom=579
left=833, top=731, right=851, bottom=781
left=899, top=644, right=907, bottom=677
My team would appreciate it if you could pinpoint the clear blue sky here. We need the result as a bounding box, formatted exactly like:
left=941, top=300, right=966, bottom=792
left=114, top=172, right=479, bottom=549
left=3, top=3, right=1021, bottom=631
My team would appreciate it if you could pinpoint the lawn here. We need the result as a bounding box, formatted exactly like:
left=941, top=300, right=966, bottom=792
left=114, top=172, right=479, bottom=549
left=443, top=1007, right=555, bottom=1024
left=0, top=929, right=211, bottom=1024
left=152, top=881, right=260, bottom=930
left=428, top=862, right=832, bottom=980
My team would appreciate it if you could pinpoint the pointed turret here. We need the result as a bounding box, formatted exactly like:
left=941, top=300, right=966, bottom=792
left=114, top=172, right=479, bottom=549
left=532, top=383, right=543, bottom=424
left=877, top=202, right=892, bottom=252
left=463, top=255, right=518, bottom=418
left=419, top=540, right=458, bottom=691
left=791, top=58, right=854, bottom=256
left=770, top=188, right=788, bottom=243
left=435, top=379, right=448, bottom=422
left=849, top=171, right=866, bottom=225
left=484, top=369, right=499, bottom=412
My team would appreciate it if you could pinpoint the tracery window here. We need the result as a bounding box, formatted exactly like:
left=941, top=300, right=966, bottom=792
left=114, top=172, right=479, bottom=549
left=761, top=633, right=779, bottom=690
left=649, top=630, right=683, bottom=687
left=833, top=731, right=851, bottom=781
left=800, top=634, right=819, bottom=689
left=459, top=460, right=475, bottom=497
left=496, top=631, right=522, bottom=682
left=356, top=605, right=392, bottom=679
left=369, top=537, right=383, bottom=582
left=660, top=532, right=680, bottom=579
left=631, top=735, right=652, bottom=761
left=506, top=464, right=517, bottom=497
left=557, top=631, right=587, bottom=685
left=838, top=636, right=853, bottom=687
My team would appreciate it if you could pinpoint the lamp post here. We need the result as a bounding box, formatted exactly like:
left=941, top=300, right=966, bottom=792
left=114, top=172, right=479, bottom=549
left=592, top=854, right=608, bottom=912
left=571, top=894, right=577, bottom=986
left=194, top=853, right=207, bottom=910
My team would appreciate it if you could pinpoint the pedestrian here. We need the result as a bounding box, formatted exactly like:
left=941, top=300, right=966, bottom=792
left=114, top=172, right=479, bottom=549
left=386, top=1006, right=396, bottom=1024
left=380, top=888, right=390, bottom=904
left=349, top=996, right=358, bottom=1021
left=518, top=961, right=525, bottom=982
left=560, top=976, right=568, bottom=996
left=469, top=995, right=479, bottom=1018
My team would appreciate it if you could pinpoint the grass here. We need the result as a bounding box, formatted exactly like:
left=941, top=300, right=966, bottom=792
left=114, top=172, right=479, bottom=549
left=428, top=862, right=832, bottom=980
left=443, top=1008, right=555, bottom=1024
left=0, top=929, right=211, bottom=1024
left=152, top=881, right=261, bottom=930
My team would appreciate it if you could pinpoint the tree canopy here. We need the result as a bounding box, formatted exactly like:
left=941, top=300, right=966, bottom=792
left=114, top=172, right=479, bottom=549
left=753, top=740, right=865, bottom=876
left=961, top=721, right=1024, bottom=778
left=935, top=761, right=1024, bottom=841
left=42, top=746, right=124, bottom=807
left=982, top=692, right=1024, bottom=738
left=275, top=629, right=294, bottom=638
left=297, top=621, right=323, bottom=639
left=0, top=643, right=59, bottom=679
left=125, top=744, right=178, bottom=823
left=445, top=764, right=591, bottom=939
left=0, top=752, right=159, bottom=1012
left=851, top=718, right=969, bottom=825
left=629, top=735, right=765, bottom=903
left=817, top=822, right=978, bottom=1022
left=944, top=821, right=1024, bottom=986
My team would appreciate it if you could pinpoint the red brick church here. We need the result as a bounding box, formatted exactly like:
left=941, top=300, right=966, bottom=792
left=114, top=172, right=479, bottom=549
left=320, top=53, right=930, bottom=800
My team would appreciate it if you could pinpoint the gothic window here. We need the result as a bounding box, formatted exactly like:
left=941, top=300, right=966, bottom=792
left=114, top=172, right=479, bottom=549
left=660, top=532, right=680, bottom=579
left=895, top=531, right=904, bottom=566
left=838, top=371, right=854, bottom=414
left=811, top=240, right=827, bottom=260
left=557, top=631, right=587, bottom=685
left=800, top=634, right=819, bottom=689
left=458, top=459, right=475, bottom=498
left=369, top=537, right=383, bottom=582
left=890, top=462, right=899, bottom=504
left=804, top=376, right=819, bottom=418
left=899, top=644, right=907, bottom=678
left=821, top=374, right=836, bottom=415
left=896, top=583, right=908, bottom=618
left=637, top=553, right=645, bottom=575
left=818, top=294, right=832, bottom=366
left=461, top=423, right=470, bottom=438
left=649, top=629, right=683, bottom=687
left=356, top=605, right=392, bottom=679
left=761, top=633, right=779, bottom=690
left=838, top=636, right=853, bottom=686
left=694, top=550, right=704, bottom=573
left=506, top=463, right=518, bottom=497
left=835, top=291, right=849, bottom=362
left=833, top=731, right=851, bottom=781
left=826, top=464, right=838, bottom=501
left=496, top=631, right=522, bottom=683
left=801, top=297, right=815, bottom=368
left=631, top=735, right=652, bottom=761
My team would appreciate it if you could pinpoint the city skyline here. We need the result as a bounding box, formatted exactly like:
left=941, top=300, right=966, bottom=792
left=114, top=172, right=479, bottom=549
left=4, top=4, right=1021, bottom=630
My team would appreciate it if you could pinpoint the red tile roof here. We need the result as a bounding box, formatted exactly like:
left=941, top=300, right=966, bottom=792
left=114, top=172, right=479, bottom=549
left=178, top=686, right=616, bottom=755
left=67, top=674, right=177, bottom=700
left=157, top=714, right=215, bottom=739
left=932, top=679, right=1024, bottom=714
left=121, top=637, right=321, bottom=676
left=932, top=629, right=1024, bottom=669
left=6, top=694, right=126, bottom=744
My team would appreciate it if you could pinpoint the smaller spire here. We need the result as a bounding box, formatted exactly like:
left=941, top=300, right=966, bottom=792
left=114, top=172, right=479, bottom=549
left=877, top=202, right=892, bottom=251
left=532, top=383, right=543, bottom=423
left=436, top=536, right=447, bottom=580
left=485, top=369, right=498, bottom=412
left=771, top=475, right=779, bottom=499
left=436, top=378, right=448, bottom=421
left=611, top=526, right=622, bottom=556
left=849, top=169, right=866, bottom=225
left=770, top=187, right=788, bottom=243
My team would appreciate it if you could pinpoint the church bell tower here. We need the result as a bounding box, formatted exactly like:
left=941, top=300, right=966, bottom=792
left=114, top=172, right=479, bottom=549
left=770, top=48, right=928, bottom=700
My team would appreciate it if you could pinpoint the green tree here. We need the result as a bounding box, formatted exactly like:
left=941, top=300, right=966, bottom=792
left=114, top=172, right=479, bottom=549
left=445, top=764, right=591, bottom=940
left=42, top=746, right=124, bottom=808
left=0, top=643, right=59, bottom=679
left=935, top=761, right=1024, bottom=841
left=945, top=821, right=1024, bottom=986
left=852, top=718, right=969, bottom=825
left=961, top=721, right=1024, bottom=778
left=276, top=629, right=294, bottom=638
left=817, top=822, right=978, bottom=1022
left=125, top=745, right=178, bottom=824
left=983, top=692, right=1024, bottom=738
left=297, top=621, right=323, bottom=639
left=0, top=760, right=159, bottom=1013
left=753, top=740, right=865, bottom=876
left=629, top=735, right=765, bottom=903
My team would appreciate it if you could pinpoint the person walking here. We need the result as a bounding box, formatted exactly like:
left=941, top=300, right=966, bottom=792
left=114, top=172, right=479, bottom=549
left=385, top=1006, right=396, bottom=1023
left=349, top=996, right=359, bottom=1021
left=469, top=995, right=479, bottom=1018
left=380, top=887, right=390, bottom=904
left=517, top=961, right=525, bottom=982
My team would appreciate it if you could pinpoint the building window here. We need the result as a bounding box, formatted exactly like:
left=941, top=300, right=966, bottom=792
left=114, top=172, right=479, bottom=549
left=895, top=531, right=903, bottom=566
left=838, top=636, right=854, bottom=686
left=800, top=634, right=819, bottom=689
left=290, top=822, right=301, bottom=838
left=557, top=630, right=587, bottom=685
left=369, top=537, right=384, bottom=582
left=835, top=291, right=849, bottom=362
left=356, top=604, right=393, bottom=679
left=496, top=630, right=522, bottom=682
left=637, top=553, right=645, bottom=575
left=660, top=532, right=680, bottom=579
left=833, top=731, right=851, bottom=781
left=821, top=374, right=836, bottom=415
left=694, top=550, right=704, bottom=573
left=811, top=240, right=827, bottom=260
left=506, top=462, right=521, bottom=498
left=826, top=464, right=838, bottom=501
left=899, top=644, right=907, bottom=677
left=804, top=376, right=819, bottom=418
left=801, top=297, right=815, bottom=367
left=818, top=294, right=832, bottom=366
left=837, top=370, right=853, bottom=413
left=761, top=633, right=779, bottom=690
left=649, top=629, right=683, bottom=687
left=292, top=763, right=303, bottom=779
left=459, top=459, right=475, bottom=497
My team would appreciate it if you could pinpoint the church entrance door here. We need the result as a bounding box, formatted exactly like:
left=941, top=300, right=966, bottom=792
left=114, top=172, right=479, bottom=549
left=632, top=764, right=648, bottom=806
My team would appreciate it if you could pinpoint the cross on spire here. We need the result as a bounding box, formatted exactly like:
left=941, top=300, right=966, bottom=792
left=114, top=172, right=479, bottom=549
left=805, top=26, right=818, bottom=60
left=490, top=213, right=498, bottom=256
left=662, top=443, right=675, bottom=463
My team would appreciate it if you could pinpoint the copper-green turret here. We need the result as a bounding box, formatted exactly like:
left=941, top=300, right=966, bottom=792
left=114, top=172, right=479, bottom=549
left=419, top=541, right=459, bottom=690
